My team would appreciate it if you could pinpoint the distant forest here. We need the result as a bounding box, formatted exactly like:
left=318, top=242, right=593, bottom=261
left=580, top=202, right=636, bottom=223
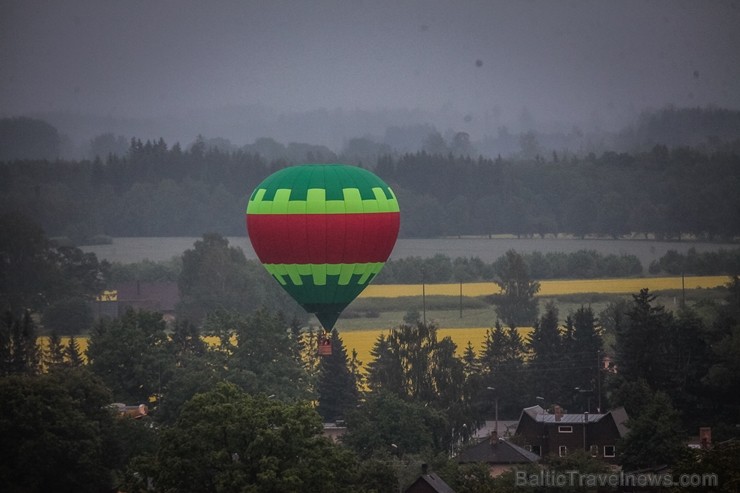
left=1, top=107, right=739, bottom=242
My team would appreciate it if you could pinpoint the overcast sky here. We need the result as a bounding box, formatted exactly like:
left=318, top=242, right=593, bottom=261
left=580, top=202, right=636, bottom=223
left=2, top=0, right=739, bottom=129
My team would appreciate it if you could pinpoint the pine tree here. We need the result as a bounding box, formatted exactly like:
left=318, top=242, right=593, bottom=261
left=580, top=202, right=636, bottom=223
left=477, top=321, right=528, bottom=418
left=348, top=349, right=365, bottom=393
left=615, top=289, right=672, bottom=388
left=461, top=341, right=478, bottom=377
left=527, top=302, right=562, bottom=403
left=366, top=333, right=404, bottom=395
left=480, top=321, right=507, bottom=375
left=0, top=311, right=10, bottom=374
left=3, top=310, right=40, bottom=375
left=316, top=330, right=358, bottom=421
left=45, top=330, right=66, bottom=369
left=65, top=335, right=84, bottom=367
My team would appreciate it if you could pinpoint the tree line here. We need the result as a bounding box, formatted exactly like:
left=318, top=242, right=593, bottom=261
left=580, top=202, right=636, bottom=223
left=1, top=128, right=739, bottom=242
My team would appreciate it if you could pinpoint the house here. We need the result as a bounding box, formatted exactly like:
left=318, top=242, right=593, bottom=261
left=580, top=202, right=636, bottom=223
left=457, top=432, right=540, bottom=476
left=91, top=281, right=180, bottom=322
left=404, top=464, right=456, bottom=493
left=514, top=404, right=628, bottom=464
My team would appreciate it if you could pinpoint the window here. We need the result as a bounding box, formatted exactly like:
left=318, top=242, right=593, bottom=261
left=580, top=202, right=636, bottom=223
left=604, top=445, right=615, bottom=457
left=559, top=445, right=567, bottom=457
left=590, top=445, right=599, bottom=457
left=531, top=445, right=541, bottom=456
left=558, top=425, right=573, bottom=433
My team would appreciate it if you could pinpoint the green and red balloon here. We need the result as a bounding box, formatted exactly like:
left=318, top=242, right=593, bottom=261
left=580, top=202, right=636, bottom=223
left=246, top=164, right=400, bottom=332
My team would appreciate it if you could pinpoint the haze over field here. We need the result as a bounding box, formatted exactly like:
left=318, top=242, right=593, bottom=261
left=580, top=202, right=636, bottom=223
left=2, top=0, right=740, bottom=148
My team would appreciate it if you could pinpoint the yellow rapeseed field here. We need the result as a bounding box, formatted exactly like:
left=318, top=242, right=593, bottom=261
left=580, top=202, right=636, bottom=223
left=360, top=275, right=730, bottom=298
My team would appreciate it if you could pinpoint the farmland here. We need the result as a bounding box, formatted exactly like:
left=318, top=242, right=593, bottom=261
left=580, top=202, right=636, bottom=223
left=39, top=275, right=730, bottom=372
left=325, top=274, right=731, bottom=365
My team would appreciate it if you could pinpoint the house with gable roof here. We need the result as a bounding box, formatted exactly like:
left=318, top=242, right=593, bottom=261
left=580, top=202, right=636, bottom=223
left=514, top=404, right=629, bottom=464
left=457, top=431, right=541, bottom=476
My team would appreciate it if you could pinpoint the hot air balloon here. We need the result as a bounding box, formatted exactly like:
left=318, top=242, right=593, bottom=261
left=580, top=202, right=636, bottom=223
left=246, top=164, right=400, bottom=353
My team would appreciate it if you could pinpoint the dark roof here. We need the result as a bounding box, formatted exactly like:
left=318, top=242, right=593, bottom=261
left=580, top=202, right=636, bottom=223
left=608, top=406, right=629, bottom=437
left=517, top=405, right=630, bottom=437
left=457, top=437, right=540, bottom=464
left=405, top=473, right=456, bottom=493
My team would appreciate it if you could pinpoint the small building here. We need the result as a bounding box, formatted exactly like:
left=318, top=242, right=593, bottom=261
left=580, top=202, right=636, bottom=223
left=404, top=464, right=456, bottom=493
left=110, top=402, right=148, bottom=419
left=322, top=421, right=347, bottom=443
left=92, top=281, right=180, bottom=322
left=457, top=432, right=540, bottom=476
left=514, top=404, right=628, bottom=464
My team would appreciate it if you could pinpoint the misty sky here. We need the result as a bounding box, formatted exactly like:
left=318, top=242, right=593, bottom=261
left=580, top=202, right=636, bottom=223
left=2, top=0, right=740, bottom=130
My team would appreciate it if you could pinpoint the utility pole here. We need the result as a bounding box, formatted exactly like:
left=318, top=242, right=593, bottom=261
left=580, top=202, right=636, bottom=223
left=596, top=351, right=602, bottom=412
left=459, top=280, right=463, bottom=319
left=422, top=267, right=427, bottom=326
left=487, top=387, right=499, bottom=436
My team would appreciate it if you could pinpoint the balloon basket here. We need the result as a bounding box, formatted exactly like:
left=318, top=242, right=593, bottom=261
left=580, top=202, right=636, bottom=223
left=318, top=334, right=332, bottom=356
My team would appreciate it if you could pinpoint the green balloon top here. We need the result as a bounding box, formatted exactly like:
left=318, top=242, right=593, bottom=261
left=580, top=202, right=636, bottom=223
left=248, top=164, right=397, bottom=204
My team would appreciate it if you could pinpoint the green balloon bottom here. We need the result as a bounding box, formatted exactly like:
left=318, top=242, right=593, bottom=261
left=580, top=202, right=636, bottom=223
left=263, top=262, right=386, bottom=331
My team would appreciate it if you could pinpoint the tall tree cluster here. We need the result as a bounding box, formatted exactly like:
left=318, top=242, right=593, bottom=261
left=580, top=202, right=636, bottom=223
left=2, top=124, right=739, bottom=241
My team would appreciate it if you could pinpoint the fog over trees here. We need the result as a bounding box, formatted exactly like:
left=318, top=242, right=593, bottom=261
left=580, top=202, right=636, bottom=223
left=2, top=107, right=739, bottom=244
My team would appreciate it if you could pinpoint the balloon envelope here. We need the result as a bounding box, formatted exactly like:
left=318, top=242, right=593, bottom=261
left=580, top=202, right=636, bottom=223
left=246, top=164, right=400, bottom=330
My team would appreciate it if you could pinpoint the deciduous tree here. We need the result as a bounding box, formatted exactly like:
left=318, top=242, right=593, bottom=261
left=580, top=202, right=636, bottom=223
left=129, top=382, right=359, bottom=493
left=491, top=250, right=540, bottom=327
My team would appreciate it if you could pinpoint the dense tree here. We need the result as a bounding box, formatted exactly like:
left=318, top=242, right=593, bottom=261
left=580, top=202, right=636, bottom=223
left=477, top=321, right=529, bottom=418
left=0, top=369, right=116, bottom=492
left=128, top=382, right=360, bottom=493
left=3, top=124, right=740, bottom=239
left=526, top=302, right=562, bottom=404
left=565, top=306, right=603, bottom=409
left=366, top=332, right=405, bottom=395
left=226, top=309, right=312, bottom=400
left=613, top=289, right=672, bottom=388
left=42, top=297, right=93, bottom=335
left=366, top=321, right=468, bottom=411
left=491, top=250, right=540, bottom=327
left=316, top=330, right=358, bottom=422
left=0, top=116, right=61, bottom=161
left=701, top=276, right=740, bottom=430
left=0, top=212, right=107, bottom=314
left=177, top=233, right=299, bottom=325
left=617, top=390, right=690, bottom=471
left=44, top=330, right=66, bottom=369
left=65, top=335, right=85, bottom=367
left=670, top=440, right=740, bottom=493
left=87, top=309, right=172, bottom=403
left=343, top=391, right=448, bottom=459
left=0, top=309, right=40, bottom=375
